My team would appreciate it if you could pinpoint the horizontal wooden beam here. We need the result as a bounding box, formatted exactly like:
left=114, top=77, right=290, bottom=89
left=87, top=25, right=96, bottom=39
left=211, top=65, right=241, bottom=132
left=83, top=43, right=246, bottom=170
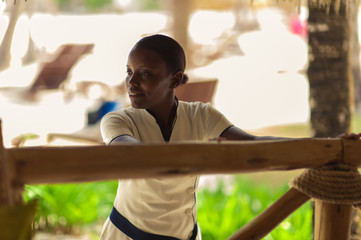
left=6, top=138, right=348, bottom=185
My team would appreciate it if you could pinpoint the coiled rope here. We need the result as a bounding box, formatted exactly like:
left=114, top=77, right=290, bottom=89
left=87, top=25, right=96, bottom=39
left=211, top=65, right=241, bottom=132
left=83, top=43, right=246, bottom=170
left=290, top=163, right=361, bottom=207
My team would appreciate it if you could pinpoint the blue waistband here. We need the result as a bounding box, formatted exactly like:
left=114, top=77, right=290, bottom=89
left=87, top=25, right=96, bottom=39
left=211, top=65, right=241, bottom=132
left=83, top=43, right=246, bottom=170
left=110, top=206, right=198, bottom=240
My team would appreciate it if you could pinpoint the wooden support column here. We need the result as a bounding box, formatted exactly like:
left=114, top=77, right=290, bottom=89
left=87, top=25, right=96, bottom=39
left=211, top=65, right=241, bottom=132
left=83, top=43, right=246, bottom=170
left=0, top=121, right=36, bottom=240
left=0, top=120, right=23, bottom=206
left=170, top=0, right=191, bottom=58
left=0, top=120, right=14, bottom=206
left=314, top=200, right=353, bottom=240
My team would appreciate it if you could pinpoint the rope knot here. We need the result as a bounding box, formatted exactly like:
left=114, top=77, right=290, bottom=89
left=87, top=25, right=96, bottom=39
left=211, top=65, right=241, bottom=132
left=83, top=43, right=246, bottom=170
left=290, top=163, right=361, bottom=206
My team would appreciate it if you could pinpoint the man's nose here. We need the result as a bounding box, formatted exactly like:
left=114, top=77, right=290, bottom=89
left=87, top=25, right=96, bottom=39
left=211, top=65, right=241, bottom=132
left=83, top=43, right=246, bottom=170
left=128, top=74, right=139, bottom=87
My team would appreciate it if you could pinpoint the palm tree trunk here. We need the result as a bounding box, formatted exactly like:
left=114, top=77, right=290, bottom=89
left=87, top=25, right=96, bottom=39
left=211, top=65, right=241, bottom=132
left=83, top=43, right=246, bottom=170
left=351, top=3, right=361, bottom=113
left=307, top=1, right=352, bottom=138
left=350, top=4, right=361, bottom=237
left=307, top=1, right=360, bottom=239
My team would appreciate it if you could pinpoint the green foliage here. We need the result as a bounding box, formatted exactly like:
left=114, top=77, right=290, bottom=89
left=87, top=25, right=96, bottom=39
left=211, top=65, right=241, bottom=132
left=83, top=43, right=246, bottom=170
left=55, top=0, right=160, bottom=11
left=84, top=0, right=112, bottom=10
left=138, top=0, right=162, bottom=11
left=55, top=0, right=112, bottom=11
left=56, top=0, right=69, bottom=7
left=24, top=181, right=117, bottom=231
left=24, top=177, right=313, bottom=239
left=352, top=113, right=361, bottom=133
left=197, top=176, right=313, bottom=240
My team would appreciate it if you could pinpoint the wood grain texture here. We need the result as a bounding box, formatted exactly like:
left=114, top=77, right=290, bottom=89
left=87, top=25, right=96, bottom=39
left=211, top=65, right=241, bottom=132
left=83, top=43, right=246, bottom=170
left=7, top=138, right=343, bottom=184
left=0, top=121, right=16, bottom=206
left=342, top=139, right=361, bottom=166
left=314, top=200, right=352, bottom=240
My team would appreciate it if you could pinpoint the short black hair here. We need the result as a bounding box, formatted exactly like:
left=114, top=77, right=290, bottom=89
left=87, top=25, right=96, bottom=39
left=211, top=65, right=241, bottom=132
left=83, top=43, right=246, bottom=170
left=131, top=34, right=186, bottom=74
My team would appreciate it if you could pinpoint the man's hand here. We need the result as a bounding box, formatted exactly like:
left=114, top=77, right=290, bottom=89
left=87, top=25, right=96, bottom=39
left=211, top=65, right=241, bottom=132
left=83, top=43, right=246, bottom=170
left=337, top=133, right=361, bottom=140
left=208, top=137, right=228, bottom=142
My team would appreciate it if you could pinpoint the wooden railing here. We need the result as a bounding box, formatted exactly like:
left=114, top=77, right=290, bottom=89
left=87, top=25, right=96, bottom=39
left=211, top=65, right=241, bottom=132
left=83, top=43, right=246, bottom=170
left=1, top=121, right=361, bottom=239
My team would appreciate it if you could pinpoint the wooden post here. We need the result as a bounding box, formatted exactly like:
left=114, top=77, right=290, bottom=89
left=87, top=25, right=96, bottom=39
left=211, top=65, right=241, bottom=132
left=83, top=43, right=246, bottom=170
left=0, top=120, right=14, bottom=206
left=0, top=120, right=23, bottom=206
left=0, top=121, right=37, bottom=240
left=229, top=188, right=310, bottom=240
left=314, top=200, right=353, bottom=240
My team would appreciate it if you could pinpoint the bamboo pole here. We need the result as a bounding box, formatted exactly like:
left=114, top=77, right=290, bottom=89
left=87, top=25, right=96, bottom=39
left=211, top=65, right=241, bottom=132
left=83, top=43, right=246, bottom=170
left=228, top=188, right=310, bottom=240
left=314, top=200, right=353, bottom=240
left=7, top=139, right=343, bottom=184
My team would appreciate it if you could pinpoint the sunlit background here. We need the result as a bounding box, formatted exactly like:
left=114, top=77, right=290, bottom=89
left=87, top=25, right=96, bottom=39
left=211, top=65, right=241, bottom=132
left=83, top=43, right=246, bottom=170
left=0, top=0, right=310, bottom=147
left=0, top=1, right=331, bottom=239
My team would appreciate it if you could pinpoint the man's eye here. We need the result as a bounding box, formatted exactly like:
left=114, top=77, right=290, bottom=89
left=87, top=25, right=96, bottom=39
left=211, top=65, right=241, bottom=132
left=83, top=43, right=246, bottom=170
left=126, top=69, right=132, bottom=76
left=141, top=71, right=151, bottom=77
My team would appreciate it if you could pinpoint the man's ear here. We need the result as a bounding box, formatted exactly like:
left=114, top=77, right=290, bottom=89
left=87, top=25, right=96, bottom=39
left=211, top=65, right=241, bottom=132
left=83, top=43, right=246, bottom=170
left=170, top=71, right=183, bottom=89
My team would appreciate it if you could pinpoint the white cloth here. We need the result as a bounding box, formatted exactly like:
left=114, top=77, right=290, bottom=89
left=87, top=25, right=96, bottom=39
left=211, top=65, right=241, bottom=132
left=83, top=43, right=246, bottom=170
left=100, top=101, right=233, bottom=240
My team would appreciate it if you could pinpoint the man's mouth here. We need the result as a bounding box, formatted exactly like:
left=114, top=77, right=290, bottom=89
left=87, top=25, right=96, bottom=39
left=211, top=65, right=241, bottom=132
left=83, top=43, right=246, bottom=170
left=128, top=91, right=144, bottom=97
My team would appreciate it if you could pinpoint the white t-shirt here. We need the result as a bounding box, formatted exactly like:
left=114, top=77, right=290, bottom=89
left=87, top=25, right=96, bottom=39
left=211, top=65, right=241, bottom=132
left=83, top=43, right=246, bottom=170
left=100, top=101, right=233, bottom=240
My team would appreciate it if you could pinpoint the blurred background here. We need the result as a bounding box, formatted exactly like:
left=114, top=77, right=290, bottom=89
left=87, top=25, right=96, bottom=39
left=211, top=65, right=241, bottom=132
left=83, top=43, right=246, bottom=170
left=0, top=0, right=358, bottom=239
left=0, top=0, right=310, bottom=147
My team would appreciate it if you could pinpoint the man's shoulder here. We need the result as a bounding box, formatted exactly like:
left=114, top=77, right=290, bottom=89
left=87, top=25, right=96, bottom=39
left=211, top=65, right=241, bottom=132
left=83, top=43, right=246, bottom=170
left=179, top=100, right=212, bottom=113
left=179, top=100, right=210, bottom=108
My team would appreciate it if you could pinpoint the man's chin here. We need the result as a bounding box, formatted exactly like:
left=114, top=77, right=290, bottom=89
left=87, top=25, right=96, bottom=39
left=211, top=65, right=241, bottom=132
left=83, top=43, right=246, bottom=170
left=130, top=102, right=146, bottom=109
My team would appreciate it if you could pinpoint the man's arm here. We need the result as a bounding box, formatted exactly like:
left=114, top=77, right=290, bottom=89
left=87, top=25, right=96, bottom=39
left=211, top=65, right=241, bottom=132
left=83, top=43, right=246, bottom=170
left=220, top=126, right=287, bottom=141
left=108, top=135, right=140, bottom=145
